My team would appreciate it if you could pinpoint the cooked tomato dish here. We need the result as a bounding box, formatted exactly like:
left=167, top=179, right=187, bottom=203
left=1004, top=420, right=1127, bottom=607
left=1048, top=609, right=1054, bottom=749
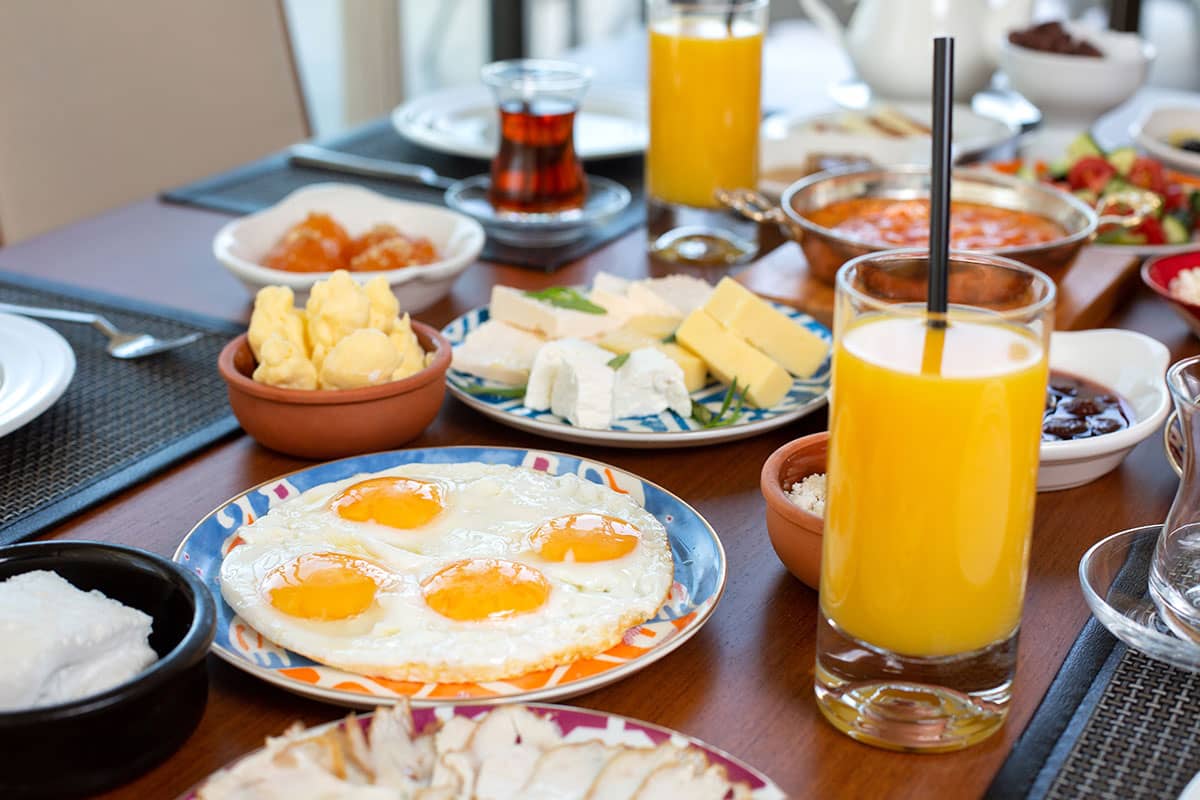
left=805, top=198, right=1066, bottom=250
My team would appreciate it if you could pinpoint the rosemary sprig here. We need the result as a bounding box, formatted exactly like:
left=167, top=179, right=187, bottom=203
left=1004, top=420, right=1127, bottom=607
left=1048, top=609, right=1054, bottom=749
left=462, top=383, right=526, bottom=399
left=607, top=352, right=631, bottom=369
left=692, top=379, right=746, bottom=428
left=524, top=286, right=607, bottom=315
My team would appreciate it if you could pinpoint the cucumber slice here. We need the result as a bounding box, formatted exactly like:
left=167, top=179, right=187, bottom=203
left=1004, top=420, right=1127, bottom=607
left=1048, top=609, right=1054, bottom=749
left=1165, top=213, right=1191, bottom=244
left=1101, top=177, right=1135, bottom=197
left=1066, top=132, right=1104, bottom=162
left=1016, top=163, right=1037, bottom=182
left=1095, top=227, right=1146, bottom=245
left=1107, top=146, right=1138, bottom=175
left=1047, top=157, right=1072, bottom=180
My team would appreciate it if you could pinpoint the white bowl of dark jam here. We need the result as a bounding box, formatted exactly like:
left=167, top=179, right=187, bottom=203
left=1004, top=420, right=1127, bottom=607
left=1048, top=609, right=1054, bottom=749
left=1039, top=329, right=1170, bottom=491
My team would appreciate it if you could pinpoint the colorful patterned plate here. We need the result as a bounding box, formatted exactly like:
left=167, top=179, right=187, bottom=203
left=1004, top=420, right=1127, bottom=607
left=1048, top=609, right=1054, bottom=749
left=442, top=304, right=832, bottom=448
left=173, top=446, right=726, bottom=708
left=184, top=703, right=785, bottom=799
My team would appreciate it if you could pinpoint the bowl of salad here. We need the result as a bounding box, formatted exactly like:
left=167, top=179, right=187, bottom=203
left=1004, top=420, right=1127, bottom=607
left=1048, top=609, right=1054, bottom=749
left=992, top=132, right=1200, bottom=254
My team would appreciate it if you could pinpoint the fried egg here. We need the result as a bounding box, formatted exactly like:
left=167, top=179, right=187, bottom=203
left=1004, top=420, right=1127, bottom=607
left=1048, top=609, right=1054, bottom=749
left=218, top=463, right=674, bottom=682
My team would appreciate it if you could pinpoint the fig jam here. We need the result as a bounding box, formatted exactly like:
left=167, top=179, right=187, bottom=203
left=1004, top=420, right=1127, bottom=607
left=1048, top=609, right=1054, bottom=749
left=1043, top=371, right=1132, bottom=441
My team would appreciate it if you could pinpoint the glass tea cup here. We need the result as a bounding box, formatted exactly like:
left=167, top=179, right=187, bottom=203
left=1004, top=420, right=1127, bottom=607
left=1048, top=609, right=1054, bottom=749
left=481, top=59, right=591, bottom=216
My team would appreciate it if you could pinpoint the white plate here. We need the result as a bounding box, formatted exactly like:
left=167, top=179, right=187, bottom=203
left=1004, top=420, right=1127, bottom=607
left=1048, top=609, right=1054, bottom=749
left=1039, top=329, right=1171, bottom=492
left=759, top=103, right=1019, bottom=197
left=0, top=313, right=75, bottom=438
left=443, top=305, right=831, bottom=449
left=1134, top=105, right=1200, bottom=175
left=212, top=183, right=485, bottom=310
left=392, top=84, right=647, bottom=161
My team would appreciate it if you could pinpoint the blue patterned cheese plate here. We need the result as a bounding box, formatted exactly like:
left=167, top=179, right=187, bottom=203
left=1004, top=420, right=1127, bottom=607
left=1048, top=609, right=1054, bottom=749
left=442, top=304, right=831, bottom=448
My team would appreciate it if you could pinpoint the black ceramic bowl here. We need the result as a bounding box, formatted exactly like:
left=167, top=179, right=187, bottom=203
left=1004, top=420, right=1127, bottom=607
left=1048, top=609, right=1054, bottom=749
left=0, top=541, right=216, bottom=799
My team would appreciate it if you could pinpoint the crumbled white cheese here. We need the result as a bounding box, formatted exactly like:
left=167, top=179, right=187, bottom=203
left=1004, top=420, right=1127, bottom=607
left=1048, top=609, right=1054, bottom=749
left=786, top=473, right=826, bottom=516
left=1170, top=267, right=1200, bottom=305
left=0, top=570, right=157, bottom=710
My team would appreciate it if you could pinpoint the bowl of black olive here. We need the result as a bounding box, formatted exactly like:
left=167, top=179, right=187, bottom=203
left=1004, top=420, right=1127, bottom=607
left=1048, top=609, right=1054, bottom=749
left=1039, top=329, right=1170, bottom=491
left=1134, top=106, right=1200, bottom=176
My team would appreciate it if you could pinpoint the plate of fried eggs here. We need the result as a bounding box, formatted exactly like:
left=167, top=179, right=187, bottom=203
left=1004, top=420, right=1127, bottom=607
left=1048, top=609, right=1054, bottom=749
left=174, top=446, right=725, bottom=708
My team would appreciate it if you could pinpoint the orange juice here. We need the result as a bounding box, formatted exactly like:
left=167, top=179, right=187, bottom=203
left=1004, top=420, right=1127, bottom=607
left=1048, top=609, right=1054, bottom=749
left=647, top=18, right=762, bottom=209
left=821, top=315, right=1048, bottom=657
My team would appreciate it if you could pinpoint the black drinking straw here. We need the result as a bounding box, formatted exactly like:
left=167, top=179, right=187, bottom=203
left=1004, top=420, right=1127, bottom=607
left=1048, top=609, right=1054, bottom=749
left=928, top=36, right=954, bottom=328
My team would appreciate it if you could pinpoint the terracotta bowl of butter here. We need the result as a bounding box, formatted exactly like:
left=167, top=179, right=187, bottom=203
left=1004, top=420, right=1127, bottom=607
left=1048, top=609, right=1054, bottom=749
left=760, top=432, right=827, bottom=590
left=217, top=321, right=451, bottom=460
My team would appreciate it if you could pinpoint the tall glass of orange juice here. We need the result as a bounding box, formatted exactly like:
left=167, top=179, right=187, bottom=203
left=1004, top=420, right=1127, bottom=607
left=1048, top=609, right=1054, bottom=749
left=646, top=0, right=765, bottom=268
left=816, top=249, right=1054, bottom=752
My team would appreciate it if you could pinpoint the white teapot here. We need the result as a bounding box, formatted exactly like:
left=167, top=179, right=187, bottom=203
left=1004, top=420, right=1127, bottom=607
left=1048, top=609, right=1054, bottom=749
left=800, top=0, right=1035, bottom=101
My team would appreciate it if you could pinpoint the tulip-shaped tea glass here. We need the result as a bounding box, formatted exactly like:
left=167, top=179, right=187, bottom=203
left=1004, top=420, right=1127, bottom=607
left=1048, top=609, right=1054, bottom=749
left=817, top=249, right=1055, bottom=752
left=1152, top=356, right=1200, bottom=642
left=482, top=59, right=590, bottom=215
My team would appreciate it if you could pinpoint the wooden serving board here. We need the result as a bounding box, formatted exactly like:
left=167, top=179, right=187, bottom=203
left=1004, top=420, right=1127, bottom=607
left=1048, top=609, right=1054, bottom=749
left=736, top=242, right=1142, bottom=331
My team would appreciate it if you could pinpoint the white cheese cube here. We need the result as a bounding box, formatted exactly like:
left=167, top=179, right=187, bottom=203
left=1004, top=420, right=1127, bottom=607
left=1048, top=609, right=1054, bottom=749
left=592, top=272, right=632, bottom=295
left=550, top=357, right=615, bottom=429
left=525, top=338, right=612, bottom=411
left=451, top=320, right=546, bottom=385
left=490, top=286, right=619, bottom=340
left=639, top=274, right=715, bottom=316
left=613, top=348, right=691, bottom=419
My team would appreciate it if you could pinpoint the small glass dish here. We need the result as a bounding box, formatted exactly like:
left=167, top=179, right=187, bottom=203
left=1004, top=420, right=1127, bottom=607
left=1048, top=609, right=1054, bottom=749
left=1079, top=524, right=1200, bottom=673
left=444, top=174, right=630, bottom=247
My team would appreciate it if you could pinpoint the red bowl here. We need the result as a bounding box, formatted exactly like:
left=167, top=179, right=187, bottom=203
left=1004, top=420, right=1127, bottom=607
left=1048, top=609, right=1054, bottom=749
left=1142, top=251, right=1200, bottom=338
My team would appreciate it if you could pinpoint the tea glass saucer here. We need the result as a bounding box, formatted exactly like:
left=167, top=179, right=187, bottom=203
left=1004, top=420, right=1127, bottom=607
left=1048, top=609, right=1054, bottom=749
left=444, top=175, right=630, bottom=247
left=1079, top=524, right=1200, bottom=672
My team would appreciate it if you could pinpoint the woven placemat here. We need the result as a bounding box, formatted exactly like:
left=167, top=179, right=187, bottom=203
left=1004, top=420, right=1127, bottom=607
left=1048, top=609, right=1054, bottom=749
left=162, top=118, right=646, bottom=271
left=988, top=531, right=1200, bottom=799
left=0, top=272, right=242, bottom=545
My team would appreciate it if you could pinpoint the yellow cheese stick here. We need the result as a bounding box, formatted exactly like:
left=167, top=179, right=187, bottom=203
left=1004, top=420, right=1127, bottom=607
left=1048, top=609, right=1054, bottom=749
left=675, top=309, right=791, bottom=408
left=704, top=278, right=829, bottom=378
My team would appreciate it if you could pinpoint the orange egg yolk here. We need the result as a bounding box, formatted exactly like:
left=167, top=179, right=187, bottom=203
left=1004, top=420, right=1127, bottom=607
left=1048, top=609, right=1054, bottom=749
left=529, top=513, right=641, bottom=562
left=421, top=559, right=550, bottom=621
left=330, top=477, right=444, bottom=529
left=264, top=552, right=385, bottom=621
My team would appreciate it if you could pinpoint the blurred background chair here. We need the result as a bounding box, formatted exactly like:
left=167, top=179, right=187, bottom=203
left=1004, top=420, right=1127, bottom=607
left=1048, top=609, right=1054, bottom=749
left=0, top=0, right=309, bottom=244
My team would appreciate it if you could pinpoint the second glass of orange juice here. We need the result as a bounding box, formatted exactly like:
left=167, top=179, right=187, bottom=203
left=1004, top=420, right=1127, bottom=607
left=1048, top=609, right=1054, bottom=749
left=816, top=250, right=1054, bottom=752
left=646, top=0, right=765, bottom=268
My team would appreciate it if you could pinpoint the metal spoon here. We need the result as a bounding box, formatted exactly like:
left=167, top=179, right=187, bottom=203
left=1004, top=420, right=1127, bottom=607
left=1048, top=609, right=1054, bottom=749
left=0, top=302, right=202, bottom=359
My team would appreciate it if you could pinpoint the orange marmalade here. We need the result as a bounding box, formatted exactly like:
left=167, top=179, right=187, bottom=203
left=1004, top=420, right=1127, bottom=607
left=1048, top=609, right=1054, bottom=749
left=806, top=198, right=1065, bottom=250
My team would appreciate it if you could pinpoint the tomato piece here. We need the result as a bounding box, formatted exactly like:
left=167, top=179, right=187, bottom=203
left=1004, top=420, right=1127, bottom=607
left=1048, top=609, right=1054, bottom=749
left=1068, top=156, right=1116, bottom=193
left=1128, top=157, right=1166, bottom=194
left=1136, top=216, right=1166, bottom=245
left=1164, top=182, right=1188, bottom=212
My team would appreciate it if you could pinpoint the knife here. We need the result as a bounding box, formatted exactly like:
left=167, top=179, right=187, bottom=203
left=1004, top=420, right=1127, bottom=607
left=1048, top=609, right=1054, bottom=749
left=287, top=143, right=456, bottom=191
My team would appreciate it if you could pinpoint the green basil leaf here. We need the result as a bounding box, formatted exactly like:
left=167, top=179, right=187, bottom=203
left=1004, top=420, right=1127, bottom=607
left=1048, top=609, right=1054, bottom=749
left=606, top=353, right=631, bottom=369
left=524, top=287, right=607, bottom=315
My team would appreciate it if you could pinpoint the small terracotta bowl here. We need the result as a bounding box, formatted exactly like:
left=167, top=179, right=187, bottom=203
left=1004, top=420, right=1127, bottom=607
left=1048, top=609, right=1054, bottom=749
left=760, top=432, right=827, bottom=590
left=217, top=321, right=451, bottom=459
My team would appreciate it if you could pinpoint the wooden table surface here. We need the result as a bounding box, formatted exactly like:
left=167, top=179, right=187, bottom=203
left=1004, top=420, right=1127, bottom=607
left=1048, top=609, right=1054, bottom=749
left=1, top=198, right=1192, bottom=799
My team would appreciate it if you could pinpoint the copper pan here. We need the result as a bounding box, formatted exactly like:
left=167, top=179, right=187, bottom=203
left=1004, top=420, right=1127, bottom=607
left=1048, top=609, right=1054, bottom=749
left=719, top=165, right=1133, bottom=286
